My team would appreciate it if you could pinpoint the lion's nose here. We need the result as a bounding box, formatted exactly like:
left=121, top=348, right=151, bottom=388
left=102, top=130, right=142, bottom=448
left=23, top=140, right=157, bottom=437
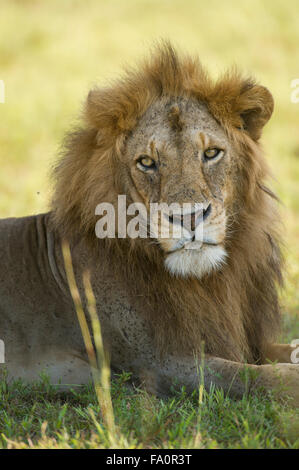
left=190, top=211, right=199, bottom=232
left=189, top=204, right=212, bottom=230
left=202, top=203, right=212, bottom=221
left=168, top=203, right=212, bottom=231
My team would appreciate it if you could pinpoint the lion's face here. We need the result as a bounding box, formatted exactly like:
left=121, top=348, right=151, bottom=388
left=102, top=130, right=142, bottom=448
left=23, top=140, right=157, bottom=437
left=53, top=44, right=275, bottom=281
left=123, top=97, right=233, bottom=279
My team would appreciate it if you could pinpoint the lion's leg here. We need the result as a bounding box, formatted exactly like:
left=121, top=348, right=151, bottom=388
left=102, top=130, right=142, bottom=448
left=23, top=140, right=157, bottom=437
left=142, top=355, right=299, bottom=406
left=262, top=343, right=297, bottom=364
left=3, top=352, right=92, bottom=389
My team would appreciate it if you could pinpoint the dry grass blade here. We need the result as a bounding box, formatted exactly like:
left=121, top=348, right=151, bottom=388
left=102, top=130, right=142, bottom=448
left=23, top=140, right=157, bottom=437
left=62, top=242, right=97, bottom=370
left=62, top=241, right=116, bottom=445
left=83, top=270, right=116, bottom=438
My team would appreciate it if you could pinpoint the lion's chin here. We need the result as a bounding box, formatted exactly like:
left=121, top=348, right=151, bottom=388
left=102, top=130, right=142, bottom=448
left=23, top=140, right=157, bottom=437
left=164, top=245, right=227, bottom=279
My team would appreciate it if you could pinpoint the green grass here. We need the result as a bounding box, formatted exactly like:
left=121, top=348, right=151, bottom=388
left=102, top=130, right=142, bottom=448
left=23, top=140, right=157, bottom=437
left=1, top=373, right=299, bottom=449
left=0, top=0, right=298, bottom=449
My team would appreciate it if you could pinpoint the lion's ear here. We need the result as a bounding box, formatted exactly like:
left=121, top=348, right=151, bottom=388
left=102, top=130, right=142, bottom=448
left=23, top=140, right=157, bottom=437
left=85, top=89, right=117, bottom=131
left=85, top=87, right=138, bottom=135
left=236, top=84, right=274, bottom=140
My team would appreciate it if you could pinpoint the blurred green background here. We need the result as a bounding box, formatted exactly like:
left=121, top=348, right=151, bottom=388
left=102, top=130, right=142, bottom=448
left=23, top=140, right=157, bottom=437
left=0, top=0, right=298, bottom=330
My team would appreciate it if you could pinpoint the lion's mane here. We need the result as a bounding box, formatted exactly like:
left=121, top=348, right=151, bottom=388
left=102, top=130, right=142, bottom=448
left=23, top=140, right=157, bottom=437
left=51, top=42, right=283, bottom=363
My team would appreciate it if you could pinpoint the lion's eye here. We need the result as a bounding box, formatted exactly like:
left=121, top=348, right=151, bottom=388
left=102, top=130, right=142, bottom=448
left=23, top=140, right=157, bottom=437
left=204, top=148, right=223, bottom=160
left=136, top=155, right=156, bottom=171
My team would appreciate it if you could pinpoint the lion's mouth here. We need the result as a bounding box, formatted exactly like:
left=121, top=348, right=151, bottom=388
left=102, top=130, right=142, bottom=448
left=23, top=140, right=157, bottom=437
left=165, top=240, right=220, bottom=254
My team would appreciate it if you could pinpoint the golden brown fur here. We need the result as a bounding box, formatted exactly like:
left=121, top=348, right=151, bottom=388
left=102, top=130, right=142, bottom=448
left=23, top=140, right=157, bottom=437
left=51, top=42, right=283, bottom=365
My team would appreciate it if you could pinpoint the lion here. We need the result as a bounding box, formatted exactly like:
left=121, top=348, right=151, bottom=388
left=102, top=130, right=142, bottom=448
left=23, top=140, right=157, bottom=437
left=0, top=42, right=298, bottom=405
